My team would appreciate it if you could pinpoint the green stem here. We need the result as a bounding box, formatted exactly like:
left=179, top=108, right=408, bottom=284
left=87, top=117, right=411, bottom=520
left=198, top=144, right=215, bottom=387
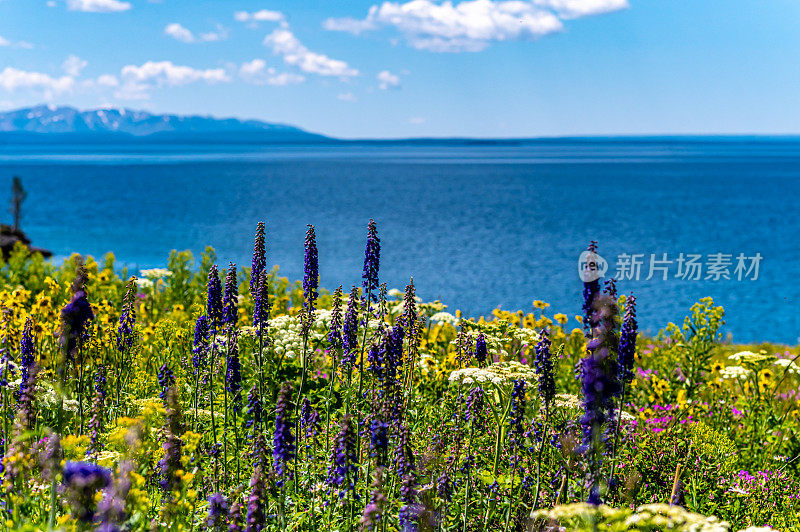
left=294, top=330, right=309, bottom=493
left=223, top=332, right=230, bottom=488
left=462, top=424, right=474, bottom=532
left=207, top=336, right=219, bottom=490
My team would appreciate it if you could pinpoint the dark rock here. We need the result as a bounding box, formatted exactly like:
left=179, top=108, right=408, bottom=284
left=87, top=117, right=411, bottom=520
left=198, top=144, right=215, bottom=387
left=0, top=224, right=52, bottom=259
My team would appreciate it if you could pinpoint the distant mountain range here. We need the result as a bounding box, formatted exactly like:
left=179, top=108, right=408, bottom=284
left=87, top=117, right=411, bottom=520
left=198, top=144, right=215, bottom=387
left=0, top=105, right=329, bottom=143
left=1, top=105, right=798, bottom=146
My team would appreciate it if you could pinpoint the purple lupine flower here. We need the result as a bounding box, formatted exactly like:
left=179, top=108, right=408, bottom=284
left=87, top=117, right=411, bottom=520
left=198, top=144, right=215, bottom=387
left=245, top=465, right=267, bottom=532
left=35, top=432, right=62, bottom=485
left=581, top=241, right=601, bottom=331
left=87, top=366, right=107, bottom=457
left=398, top=473, right=421, bottom=531
left=60, top=265, right=94, bottom=356
left=18, top=316, right=34, bottom=397
left=465, top=387, right=484, bottom=425
left=250, top=433, right=268, bottom=471
left=245, top=384, right=262, bottom=432
left=579, top=294, right=621, bottom=504
left=223, top=263, right=239, bottom=329
left=300, top=398, right=320, bottom=456
left=227, top=335, right=242, bottom=415
left=250, top=221, right=266, bottom=295
left=116, top=277, right=137, bottom=354
left=327, top=415, right=358, bottom=499
left=360, top=468, right=387, bottom=532
left=474, top=333, right=487, bottom=366
left=328, top=285, right=344, bottom=350
left=206, top=492, right=230, bottom=531
left=193, top=315, right=210, bottom=371
left=302, top=224, right=319, bottom=314
left=158, top=387, right=183, bottom=493
left=97, top=460, right=133, bottom=530
left=670, top=478, right=684, bottom=506
left=342, top=286, right=359, bottom=373
left=228, top=497, right=244, bottom=532
left=508, top=380, right=526, bottom=471
left=367, top=342, right=384, bottom=382
left=603, top=278, right=617, bottom=299
left=157, top=363, right=175, bottom=405
left=437, top=470, right=452, bottom=502
left=272, top=383, right=295, bottom=486
left=369, top=418, right=389, bottom=467
left=362, top=219, right=381, bottom=302
left=62, top=461, right=112, bottom=523
left=15, top=362, right=38, bottom=433
left=207, top=265, right=224, bottom=330
left=617, top=295, right=638, bottom=387
left=384, top=323, right=404, bottom=386
left=402, top=280, right=417, bottom=340
left=534, top=332, right=555, bottom=413
left=394, top=424, right=415, bottom=477
left=0, top=348, right=14, bottom=388
left=253, top=270, right=269, bottom=332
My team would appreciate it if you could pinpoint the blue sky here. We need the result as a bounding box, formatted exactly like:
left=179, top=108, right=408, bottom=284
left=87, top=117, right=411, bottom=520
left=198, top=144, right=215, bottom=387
left=1, top=0, right=799, bottom=138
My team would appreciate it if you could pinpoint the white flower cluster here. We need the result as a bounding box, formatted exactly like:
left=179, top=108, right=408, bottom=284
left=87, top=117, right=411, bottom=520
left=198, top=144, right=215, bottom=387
left=430, top=312, right=458, bottom=326
left=773, top=357, right=800, bottom=374
left=448, top=361, right=539, bottom=387
left=140, top=268, right=173, bottom=279
left=720, top=365, right=751, bottom=380
left=533, top=503, right=730, bottom=531
left=449, top=326, right=541, bottom=362
left=728, top=351, right=775, bottom=366
left=625, top=504, right=729, bottom=531
left=507, top=326, right=541, bottom=346
left=267, top=309, right=333, bottom=359
left=387, top=288, right=403, bottom=298
left=555, top=393, right=581, bottom=410
left=37, top=380, right=80, bottom=413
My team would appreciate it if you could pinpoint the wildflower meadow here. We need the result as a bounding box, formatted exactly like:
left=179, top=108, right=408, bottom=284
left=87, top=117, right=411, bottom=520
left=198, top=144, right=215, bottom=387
left=0, top=221, right=798, bottom=531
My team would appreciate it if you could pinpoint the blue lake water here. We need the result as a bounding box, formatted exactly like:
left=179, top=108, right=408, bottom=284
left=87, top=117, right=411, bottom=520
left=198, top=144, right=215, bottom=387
left=0, top=139, right=797, bottom=344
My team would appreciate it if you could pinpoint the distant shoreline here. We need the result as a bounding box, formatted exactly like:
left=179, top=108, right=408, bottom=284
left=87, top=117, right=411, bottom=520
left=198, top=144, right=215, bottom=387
left=3, top=133, right=800, bottom=147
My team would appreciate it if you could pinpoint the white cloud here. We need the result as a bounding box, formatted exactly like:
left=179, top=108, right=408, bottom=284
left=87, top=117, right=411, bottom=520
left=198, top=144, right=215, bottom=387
left=377, top=70, right=400, bottom=90
left=0, top=67, right=74, bottom=97
left=324, top=0, right=628, bottom=52
left=66, top=0, right=131, bottom=12
left=234, top=9, right=284, bottom=23
left=96, top=74, right=119, bottom=87
left=409, top=116, right=426, bottom=124
left=263, top=29, right=359, bottom=77
left=199, top=25, right=229, bottom=42
left=165, top=22, right=228, bottom=43
left=62, top=54, right=88, bottom=76
left=165, top=23, right=195, bottom=43
left=533, top=0, right=628, bottom=19
left=338, top=92, right=357, bottom=102
left=323, top=17, right=378, bottom=35
left=239, top=59, right=305, bottom=86
left=121, top=61, right=230, bottom=86
left=267, top=71, right=306, bottom=86
left=239, top=59, right=267, bottom=78
left=0, top=35, right=34, bottom=49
